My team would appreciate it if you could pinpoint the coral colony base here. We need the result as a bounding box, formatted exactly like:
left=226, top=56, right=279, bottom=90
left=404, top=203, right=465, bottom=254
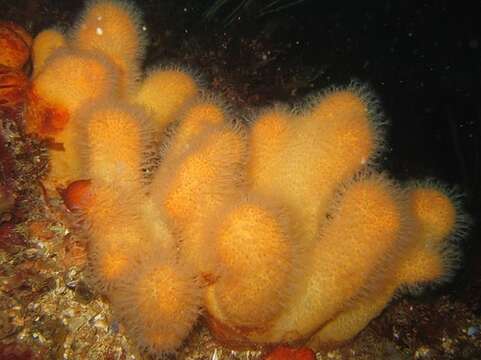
left=15, top=0, right=469, bottom=357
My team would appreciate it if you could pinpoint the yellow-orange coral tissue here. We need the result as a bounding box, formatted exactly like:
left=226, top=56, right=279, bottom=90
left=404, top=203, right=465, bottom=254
left=25, top=0, right=471, bottom=356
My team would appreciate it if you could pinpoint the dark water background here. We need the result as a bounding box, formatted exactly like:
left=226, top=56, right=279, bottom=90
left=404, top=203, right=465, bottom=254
left=3, top=0, right=480, bottom=310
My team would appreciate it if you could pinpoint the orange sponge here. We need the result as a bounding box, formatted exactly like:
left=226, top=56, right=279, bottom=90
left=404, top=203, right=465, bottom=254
left=70, top=0, right=146, bottom=93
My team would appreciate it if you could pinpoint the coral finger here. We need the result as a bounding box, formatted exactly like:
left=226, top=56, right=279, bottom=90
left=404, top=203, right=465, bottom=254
left=132, top=66, right=199, bottom=133
left=32, top=28, right=67, bottom=76
left=309, top=182, right=468, bottom=348
left=111, top=257, right=201, bottom=354
left=205, top=196, right=298, bottom=329
left=249, top=85, right=383, bottom=245
left=151, top=125, right=247, bottom=275
left=70, top=0, right=146, bottom=94
left=25, top=48, right=119, bottom=185
left=77, top=99, right=151, bottom=188
left=259, top=173, right=407, bottom=343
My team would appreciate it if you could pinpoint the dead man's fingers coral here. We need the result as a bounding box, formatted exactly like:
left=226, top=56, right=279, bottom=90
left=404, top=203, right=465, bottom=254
left=154, top=94, right=231, bottom=182
left=70, top=0, right=146, bottom=94
left=308, top=181, right=468, bottom=348
left=248, top=85, right=384, bottom=246
left=150, top=124, right=247, bottom=276
left=81, top=181, right=174, bottom=294
left=27, top=49, right=119, bottom=137
left=165, top=95, right=228, bottom=161
left=32, top=28, right=67, bottom=76
left=132, top=66, right=200, bottom=133
left=204, top=195, right=298, bottom=330
left=396, top=181, right=467, bottom=288
left=26, top=48, right=120, bottom=185
left=253, top=173, right=409, bottom=343
left=110, top=256, right=202, bottom=354
left=248, top=105, right=291, bottom=189
left=306, top=278, right=399, bottom=349
left=79, top=183, right=143, bottom=292
left=74, top=99, right=178, bottom=289
left=76, top=99, right=152, bottom=189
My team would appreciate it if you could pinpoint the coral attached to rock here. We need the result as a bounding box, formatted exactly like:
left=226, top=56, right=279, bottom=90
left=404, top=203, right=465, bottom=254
left=21, top=0, right=469, bottom=356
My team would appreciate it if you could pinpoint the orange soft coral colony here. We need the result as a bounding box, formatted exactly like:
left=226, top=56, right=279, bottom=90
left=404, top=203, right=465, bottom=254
left=410, top=185, right=457, bottom=241
left=154, top=126, right=246, bottom=225
left=27, top=49, right=119, bottom=136
left=248, top=86, right=382, bottom=246
left=204, top=196, right=297, bottom=329
left=27, top=2, right=470, bottom=356
left=26, top=48, right=119, bottom=185
left=70, top=0, right=146, bottom=94
left=247, top=174, right=408, bottom=344
left=308, top=182, right=466, bottom=349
